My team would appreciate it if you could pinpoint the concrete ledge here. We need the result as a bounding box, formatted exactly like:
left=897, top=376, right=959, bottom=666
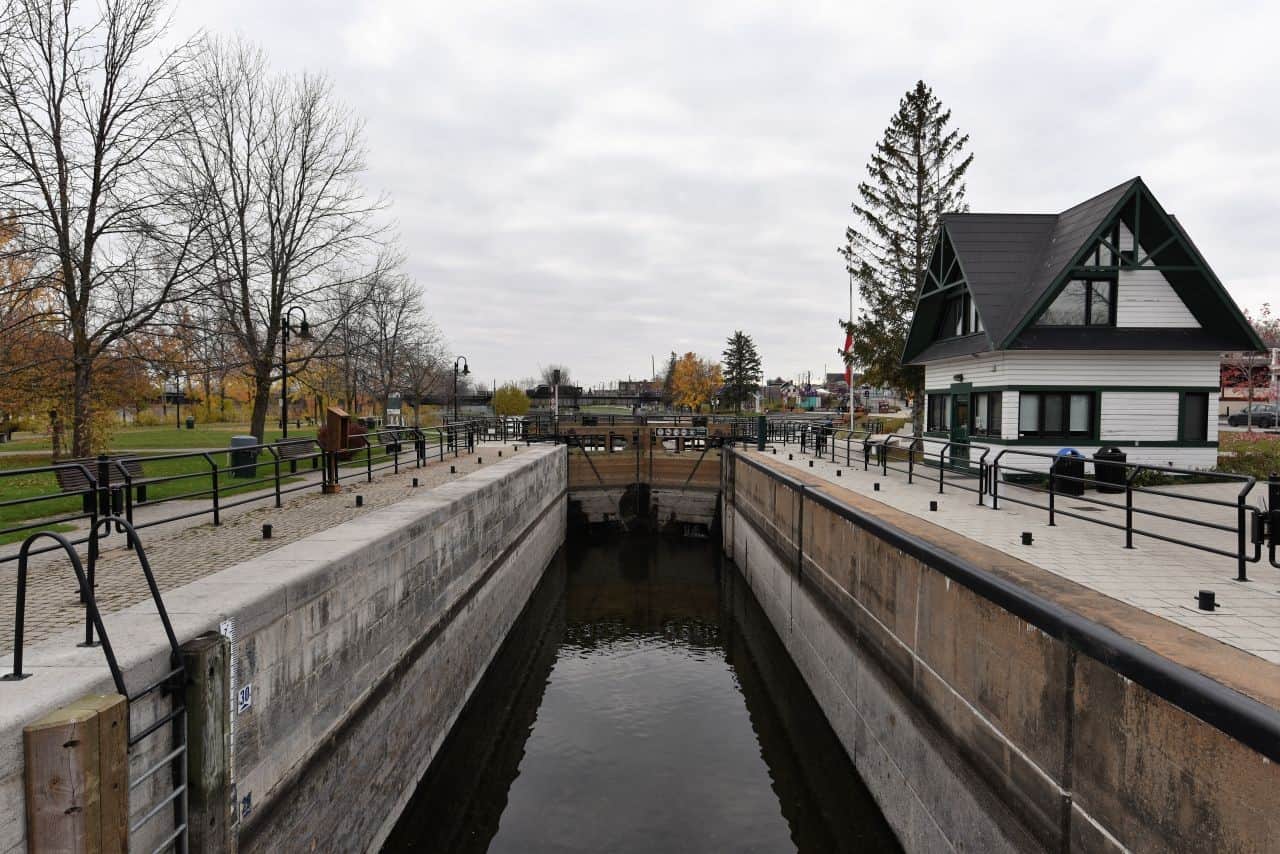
left=0, top=444, right=567, bottom=854
left=724, top=448, right=1280, bottom=853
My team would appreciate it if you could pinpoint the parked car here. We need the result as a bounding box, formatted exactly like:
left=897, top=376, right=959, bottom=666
left=1227, top=404, right=1278, bottom=427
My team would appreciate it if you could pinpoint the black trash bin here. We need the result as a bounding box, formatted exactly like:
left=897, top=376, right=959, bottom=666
left=581, top=415, right=598, bottom=426
left=185, top=415, right=195, bottom=430
left=230, top=435, right=259, bottom=479
left=1093, top=446, right=1127, bottom=494
left=1051, top=448, right=1085, bottom=496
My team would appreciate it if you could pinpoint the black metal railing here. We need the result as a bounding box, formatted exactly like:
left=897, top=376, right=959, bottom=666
left=776, top=431, right=1278, bottom=578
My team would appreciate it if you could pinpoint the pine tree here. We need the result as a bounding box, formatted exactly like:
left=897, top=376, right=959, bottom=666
left=839, top=80, right=973, bottom=406
left=660, top=351, right=678, bottom=408
left=721, top=331, right=762, bottom=413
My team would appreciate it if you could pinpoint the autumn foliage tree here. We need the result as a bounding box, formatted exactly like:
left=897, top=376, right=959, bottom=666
left=671, top=353, right=722, bottom=412
left=492, top=383, right=530, bottom=417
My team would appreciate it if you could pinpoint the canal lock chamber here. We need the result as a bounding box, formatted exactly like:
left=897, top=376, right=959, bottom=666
left=382, top=530, right=901, bottom=854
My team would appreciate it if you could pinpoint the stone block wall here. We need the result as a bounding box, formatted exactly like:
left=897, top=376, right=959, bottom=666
left=0, top=444, right=567, bottom=853
left=722, top=449, right=1280, bottom=853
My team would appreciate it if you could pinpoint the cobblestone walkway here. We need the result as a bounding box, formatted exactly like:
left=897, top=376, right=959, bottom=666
left=768, top=442, right=1280, bottom=663
left=0, top=444, right=521, bottom=654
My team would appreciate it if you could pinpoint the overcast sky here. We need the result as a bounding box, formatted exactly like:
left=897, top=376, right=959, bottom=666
left=174, top=0, right=1279, bottom=388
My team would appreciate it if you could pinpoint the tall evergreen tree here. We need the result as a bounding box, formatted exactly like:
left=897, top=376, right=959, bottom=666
left=660, top=351, right=678, bottom=407
left=839, top=80, right=973, bottom=407
left=721, top=331, right=762, bottom=413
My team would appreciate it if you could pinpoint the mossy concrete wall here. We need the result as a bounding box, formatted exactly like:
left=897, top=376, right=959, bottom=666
left=722, top=449, right=1280, bottom=853
left=0, top=444, right=567, bottom=854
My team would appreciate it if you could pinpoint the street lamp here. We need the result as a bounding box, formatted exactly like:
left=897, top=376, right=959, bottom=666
left=453, top=356, right=470, bottom=422
left=281, top=306, right=310, bottom=438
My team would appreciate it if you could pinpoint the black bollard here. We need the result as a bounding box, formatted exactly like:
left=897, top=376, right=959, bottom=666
left=262, top=523, right=272, bottom=539
left=355, top=495, right=363, bottom=507
left=1021, top=532, right=1033, bottom=546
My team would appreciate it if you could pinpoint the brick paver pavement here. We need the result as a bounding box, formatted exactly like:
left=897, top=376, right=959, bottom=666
left=766, top=441, right=1280, bottom=663
left=0, top=443, right=524, bottom=654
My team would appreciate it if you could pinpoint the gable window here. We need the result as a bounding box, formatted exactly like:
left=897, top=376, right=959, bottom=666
left=927, top=394, right=950, bottom=431
left=1180, top=392, right=1209, bottom=442
left=1017, top=392, right=1095, bottom=439
left=1036, top=280, right=1116, bottom=327
left=938, top=292, right=980, bottom=339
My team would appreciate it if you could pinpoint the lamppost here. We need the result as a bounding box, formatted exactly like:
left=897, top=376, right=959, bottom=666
left=453, top=356, right=470, bottom=422
left=281, top=306, right=310, bottom=438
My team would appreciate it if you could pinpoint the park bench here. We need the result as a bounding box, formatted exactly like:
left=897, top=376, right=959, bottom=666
left=272, top=439, right=320, bottom=473
left=54, top=456, right=150, bottom=513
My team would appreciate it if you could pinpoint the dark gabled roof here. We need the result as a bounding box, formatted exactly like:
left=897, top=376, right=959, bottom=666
left=939, top=212, right=1058, bottom=348
left=903, top=177, right=1264, bottom=364
left=1003, top=178, right=1139, bottom=344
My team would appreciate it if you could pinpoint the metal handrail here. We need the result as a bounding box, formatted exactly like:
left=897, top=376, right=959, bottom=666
left=989, top=447, right=1261, bottom=580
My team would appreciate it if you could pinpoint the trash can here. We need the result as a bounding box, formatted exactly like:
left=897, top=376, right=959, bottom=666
left=1093, top=446, right=1127, bottom=494
left=230, top=435, right=259, bottom=479
left=185, top=415, right=195, bottom=430
left=581, top=415, right=598, bottom=426
left=1051, top=448, right=1085, bottom=496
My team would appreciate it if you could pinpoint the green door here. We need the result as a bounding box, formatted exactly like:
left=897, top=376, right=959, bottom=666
left=949, top=382, right=971, bottom=464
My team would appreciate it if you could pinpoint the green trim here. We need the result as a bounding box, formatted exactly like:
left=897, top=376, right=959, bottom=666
left=924, top=385, right=1219, bottom=395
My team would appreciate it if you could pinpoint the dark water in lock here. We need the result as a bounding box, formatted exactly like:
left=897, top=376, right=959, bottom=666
left=383, top=533, right=900, bottom=854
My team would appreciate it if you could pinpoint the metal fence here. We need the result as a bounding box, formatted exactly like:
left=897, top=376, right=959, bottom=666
left=776, top=425, right=1280, bottom=579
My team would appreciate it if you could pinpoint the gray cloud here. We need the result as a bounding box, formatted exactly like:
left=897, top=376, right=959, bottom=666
left=176, top=0, right=1280, bottom=386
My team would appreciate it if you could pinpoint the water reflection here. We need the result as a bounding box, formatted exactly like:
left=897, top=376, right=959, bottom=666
left=383, top=534, right=899, bottom=853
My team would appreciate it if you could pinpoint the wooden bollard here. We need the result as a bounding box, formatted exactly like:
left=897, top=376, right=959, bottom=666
left=24, top=693, right=128, bottom=853
left=183, top=632, right=233, bottom=854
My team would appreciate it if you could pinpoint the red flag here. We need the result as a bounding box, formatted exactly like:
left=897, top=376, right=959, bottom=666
left=842, top=328, right=853, bottom=386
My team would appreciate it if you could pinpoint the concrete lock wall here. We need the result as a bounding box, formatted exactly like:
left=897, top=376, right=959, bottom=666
left=0, top=444, right=566, bottom=854
left=721, top=449, right=1280, bottom=853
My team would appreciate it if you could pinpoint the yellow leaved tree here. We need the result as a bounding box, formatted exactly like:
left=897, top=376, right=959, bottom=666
left=671, top=353, right=722, bottom=412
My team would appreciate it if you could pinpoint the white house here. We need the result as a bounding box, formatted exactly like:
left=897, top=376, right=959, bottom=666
left=903, top=178, right=1264, bottom=470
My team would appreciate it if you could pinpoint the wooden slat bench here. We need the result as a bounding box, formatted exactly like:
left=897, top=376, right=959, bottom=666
left=273, top=439, right=320, bottom=473
left=54, top=457, right=149, bottom=513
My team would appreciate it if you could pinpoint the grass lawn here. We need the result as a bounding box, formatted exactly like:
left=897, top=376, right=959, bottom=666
left=0, top=451, right=306, bottom=545
left=1218, top=432, right=1280, bottom=481
left=2, top=423, right=320, bottom=456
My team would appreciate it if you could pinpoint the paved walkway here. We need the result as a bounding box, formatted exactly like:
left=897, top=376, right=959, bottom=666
left=767, top=441, right=1280, bottom=664
left=0, top=443, right=519, bottom=655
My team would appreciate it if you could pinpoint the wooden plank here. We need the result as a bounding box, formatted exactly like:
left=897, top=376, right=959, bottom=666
left=183, top=632, right=234, bottom=854
left=24, top=705, right=102, bottom=854
left=65, top=694, right=129, bottom=854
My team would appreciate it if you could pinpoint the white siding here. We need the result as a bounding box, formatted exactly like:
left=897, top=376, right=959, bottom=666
left=924, top=351, right=1220, bottom=390
left=1100, top=392, right=1179, bottom=441
left=1116, top=268, right=1199, bottom=327
left=1000, top=390, right=1019, bottom=440
left=1207, top=393, right=1220, bottom=442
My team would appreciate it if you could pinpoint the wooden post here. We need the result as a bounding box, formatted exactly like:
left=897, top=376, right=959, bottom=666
left=182, top=632, right=234, bottom=854
left=24, top=693, right=128, bottom=854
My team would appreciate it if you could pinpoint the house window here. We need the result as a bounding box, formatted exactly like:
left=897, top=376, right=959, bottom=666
left=971, top=392, right=1002, bottom=438
left=938, top=293, right=979, bottom=339
left=1017, top=392, right=1095, bottom=439
left=1180, top=392, right=1209, bottom=442
left=1035, top=280, right=1116, bottom=327
left=927, top=394, right=950, bottom=431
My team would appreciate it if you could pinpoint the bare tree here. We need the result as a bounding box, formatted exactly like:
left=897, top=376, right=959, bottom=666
left=400, top=332, right=445, bottom=427
left=0, top=0, right=209, bottom=455
left=363, top=270, right=424, bottom=413
left=179, top=36, right=388, bottom=439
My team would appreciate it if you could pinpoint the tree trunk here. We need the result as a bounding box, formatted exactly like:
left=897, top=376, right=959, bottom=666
left=248, top=363, right=273, bottom=441
left=71, top=347, right=94, bottom=458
